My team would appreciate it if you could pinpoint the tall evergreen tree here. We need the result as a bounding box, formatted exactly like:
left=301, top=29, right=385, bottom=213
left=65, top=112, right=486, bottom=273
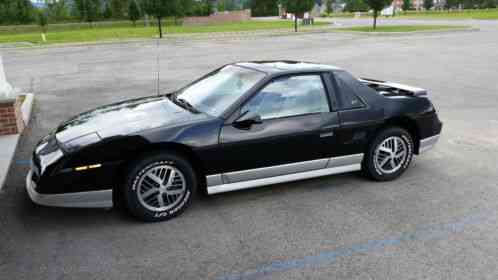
left=402, top=0, right=411, bottom=10
left=345, top=0, right=369, bottom=11
left=16, top=0, right=34, bottom=24
left=74, top=0, right=87, bottom=21
left=111, top=0, right=128, bottom=18
left=103, top=1, right=113, bottom=19
left=129, top=0, right=141, bottom=26
left=182, top=0, right=194, bottom=16
left=325, top=0, right=334, bottom=14
left=85, top=0, right=100, bottom=25
left=423, top=0, right=433, bottom=9
left=251, top=0, right=279, bottom=16
left=47, top=0, right=71, bottom=22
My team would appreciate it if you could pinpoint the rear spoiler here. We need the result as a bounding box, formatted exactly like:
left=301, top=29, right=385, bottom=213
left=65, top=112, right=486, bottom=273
left=359, top=78, right=428, bottom=97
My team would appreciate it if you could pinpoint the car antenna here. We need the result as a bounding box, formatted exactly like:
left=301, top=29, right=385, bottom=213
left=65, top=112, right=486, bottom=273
left=155, top=38, right=160, bottom=96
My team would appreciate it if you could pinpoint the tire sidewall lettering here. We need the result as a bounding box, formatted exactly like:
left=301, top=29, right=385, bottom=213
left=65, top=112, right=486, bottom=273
left=130, top=159, right=191, bottom=220
left=154, top=190, right=191, bottom=218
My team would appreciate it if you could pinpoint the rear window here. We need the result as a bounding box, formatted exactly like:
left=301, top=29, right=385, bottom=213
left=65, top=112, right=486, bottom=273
left=334, top=71, right=366, bottom=110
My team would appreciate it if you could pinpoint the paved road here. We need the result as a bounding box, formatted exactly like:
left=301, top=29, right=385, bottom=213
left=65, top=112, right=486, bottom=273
left=1, top=19, right=498, bottom=280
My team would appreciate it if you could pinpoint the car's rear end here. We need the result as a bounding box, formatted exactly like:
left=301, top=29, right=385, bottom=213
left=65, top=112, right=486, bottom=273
left=359, top=78, right=443, bottom=154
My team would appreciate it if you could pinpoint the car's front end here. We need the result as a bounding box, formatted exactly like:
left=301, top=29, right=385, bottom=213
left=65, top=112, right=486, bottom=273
left=26, top=94, right=214, bottom=209
left=27, top=131, right=115, bottom=208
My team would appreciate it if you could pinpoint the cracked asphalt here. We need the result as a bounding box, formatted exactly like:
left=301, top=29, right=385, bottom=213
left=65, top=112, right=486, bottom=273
left=1, top=19, right=498, bottom=280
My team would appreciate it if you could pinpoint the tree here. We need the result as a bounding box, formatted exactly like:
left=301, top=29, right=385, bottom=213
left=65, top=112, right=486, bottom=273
left=251, top=0, right=279, bottom=17
left=46, top=0, right=71, bottom=22
left=483, top=0, right=496, bottom=8
left=218, top=0, right=236, bottom=11
left=280, top=0, right=315, bottom=32
left=73, top=0, right=101, bottom=24
left=402, top=0, right=411, bottom=10
left=205, top=0, right=213, bottom=15
left=37, top=9, right=48, bottom=42
left=171, top=0, right=184, bottom=24
left=85, top=0, right=100, bottom=25
left=423, top=0, right=433, bottom=9
left=15, top=0, right=34, bottom=24
left=345, top=0, right=369, bottom=11
left=365, top=0, right=391, bottom=29
left=73, top=0, right=87, bottom=21
left=111, top=0, right=128, bottom=18
left=444, top=0, right=458, bottom=9
left=325, top=0, right=334, bottom=14
left=129, top=0, right=141, bottom=25
left=144, top=0, right=177, bottom=38
left=103, top=1, right=113, bottom=19
left=182, top=0, right=194, bottom=16
left=0, top=0, right=36, bottom=25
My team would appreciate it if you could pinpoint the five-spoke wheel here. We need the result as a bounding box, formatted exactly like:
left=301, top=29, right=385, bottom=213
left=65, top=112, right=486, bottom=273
left=137, top=165, right=187, bottom=212
left=363, top=127, right=414, bottom=181
left=374, top=136, right=409, bottom=174
left=124, top=152, right=197, bottom=222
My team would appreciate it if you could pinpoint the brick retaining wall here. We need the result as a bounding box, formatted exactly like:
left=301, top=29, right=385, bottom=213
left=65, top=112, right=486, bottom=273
left=183, top=10, right=251, bottom=26
left=0, top=98, right=24, bottom=136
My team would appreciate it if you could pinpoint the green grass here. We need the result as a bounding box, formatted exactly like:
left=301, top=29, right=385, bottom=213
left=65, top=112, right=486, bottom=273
left=323, top=12, right=356, bottom=18
left=399, top=8, right=498, bottom=20
left=0, top=20, right=328, bottom=45
left=323, top=8, right=498, bottom=20
left=336, top=24, right=468, bottom=32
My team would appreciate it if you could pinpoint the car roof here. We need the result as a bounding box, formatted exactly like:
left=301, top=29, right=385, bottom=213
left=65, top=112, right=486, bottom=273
left=233, top=61, right=342, bottom=75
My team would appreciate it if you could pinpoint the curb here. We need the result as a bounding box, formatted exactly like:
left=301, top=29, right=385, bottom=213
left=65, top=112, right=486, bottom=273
left=331, top=26, right=479, bottom=36
left=0, top=134, right=20, bottom=191
left=21, top=93, right=34, bottom=125
left=0, top=25, right=479, bottom=49
left=0, top=93, right=34, bottom=191
left=0, top=26, right=341, bottom=49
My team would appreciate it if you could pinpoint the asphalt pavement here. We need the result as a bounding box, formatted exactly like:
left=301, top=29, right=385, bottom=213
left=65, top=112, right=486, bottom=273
left=1, top=19, right=498, bottom=280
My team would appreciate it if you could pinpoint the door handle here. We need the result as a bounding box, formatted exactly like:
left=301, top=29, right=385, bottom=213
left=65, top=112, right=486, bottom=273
left=322, top=125, right=340, bottom=131
left=320, top=125, right=339, bottom=138
left=320, top=131, right=334, bottom=138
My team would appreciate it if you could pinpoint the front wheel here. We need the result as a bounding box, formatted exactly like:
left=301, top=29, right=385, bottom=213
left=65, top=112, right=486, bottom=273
left=123, top=152, right=197, bottom=222
left=363, top=127, right=414, bottom=181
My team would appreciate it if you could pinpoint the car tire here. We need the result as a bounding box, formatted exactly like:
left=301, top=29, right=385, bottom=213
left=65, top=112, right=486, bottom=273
left=123, top=152, right=197, bottom=222
left=362, top=127, right=414, bottom=181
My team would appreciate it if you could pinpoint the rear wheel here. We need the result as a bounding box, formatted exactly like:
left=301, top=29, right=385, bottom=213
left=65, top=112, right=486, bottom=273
left=363, top=127, right=414, bottom=181
left=123, top=152, right=196, bottom=222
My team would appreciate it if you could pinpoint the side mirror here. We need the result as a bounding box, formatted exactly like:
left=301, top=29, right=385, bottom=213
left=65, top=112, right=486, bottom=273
left=234, top=111, right=262, bottom=128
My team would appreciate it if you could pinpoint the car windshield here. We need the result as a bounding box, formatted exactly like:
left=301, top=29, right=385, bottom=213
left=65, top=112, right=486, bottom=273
left=174, top=65, right=266, bottom=117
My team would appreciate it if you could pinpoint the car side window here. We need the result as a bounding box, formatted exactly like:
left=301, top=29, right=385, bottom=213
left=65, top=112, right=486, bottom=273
left=334, top=71, right=366, bottom=110
left=241, top=75, right=329, bottom=120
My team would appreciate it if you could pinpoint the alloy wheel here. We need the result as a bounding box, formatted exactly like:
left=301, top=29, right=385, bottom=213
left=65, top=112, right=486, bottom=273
left=136, top=165, right=187, bottom=212
left=374, top=136, right=408, bottom=174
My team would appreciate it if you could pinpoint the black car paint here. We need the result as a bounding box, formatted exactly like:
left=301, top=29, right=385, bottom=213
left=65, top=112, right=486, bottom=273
left=31, top=62, right=442, bottom=195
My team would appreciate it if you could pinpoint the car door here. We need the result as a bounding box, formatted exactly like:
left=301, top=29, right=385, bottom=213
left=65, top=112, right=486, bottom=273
left=217, top=73, right=341, bottom=184
left=331, top=71, right=385, bottom=156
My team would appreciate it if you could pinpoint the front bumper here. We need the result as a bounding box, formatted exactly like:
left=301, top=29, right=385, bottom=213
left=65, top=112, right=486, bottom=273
left=26, top=170, right=113, bottom=208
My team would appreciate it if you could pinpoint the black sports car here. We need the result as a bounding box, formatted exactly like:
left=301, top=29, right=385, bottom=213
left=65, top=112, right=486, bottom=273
left=27, top=61, right=442, bottom=222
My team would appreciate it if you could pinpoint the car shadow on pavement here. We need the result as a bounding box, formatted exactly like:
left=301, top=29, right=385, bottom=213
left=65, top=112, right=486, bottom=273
left=4, top=171, right=367, bottom=228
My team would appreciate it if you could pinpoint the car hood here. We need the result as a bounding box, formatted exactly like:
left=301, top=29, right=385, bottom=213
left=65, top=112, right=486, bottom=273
left=55, top=95, right=210, bottom=144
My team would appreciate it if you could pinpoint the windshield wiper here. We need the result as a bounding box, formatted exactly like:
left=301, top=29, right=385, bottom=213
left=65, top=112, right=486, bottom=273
left=170, top=95, right=201, bottom=113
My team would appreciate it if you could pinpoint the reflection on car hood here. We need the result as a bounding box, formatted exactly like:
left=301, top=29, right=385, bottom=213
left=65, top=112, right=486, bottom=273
left=55, top=95, right=209, bottom=144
